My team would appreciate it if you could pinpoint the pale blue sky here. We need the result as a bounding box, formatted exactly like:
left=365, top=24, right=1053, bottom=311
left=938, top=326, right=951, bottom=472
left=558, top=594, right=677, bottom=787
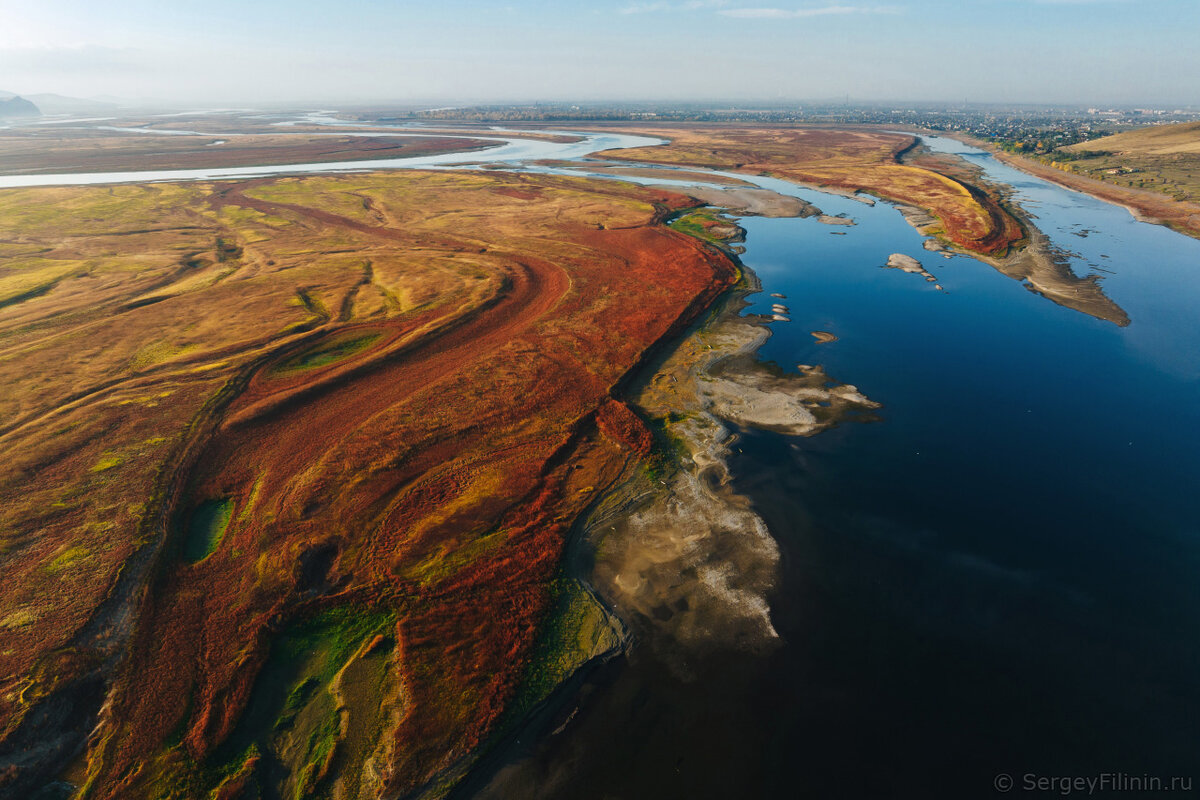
left=1, top=0, right=1196, bottom=106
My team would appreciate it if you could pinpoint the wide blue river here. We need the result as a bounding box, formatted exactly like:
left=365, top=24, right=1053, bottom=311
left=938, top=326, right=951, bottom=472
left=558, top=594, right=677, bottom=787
left=6, top=119, right=1197, bottom=796
left=469, top=135, right=1200, bottom=798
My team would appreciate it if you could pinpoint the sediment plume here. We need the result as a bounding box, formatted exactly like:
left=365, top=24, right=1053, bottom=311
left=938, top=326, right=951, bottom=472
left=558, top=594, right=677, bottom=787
left=587, top=286, right=879, bottom=675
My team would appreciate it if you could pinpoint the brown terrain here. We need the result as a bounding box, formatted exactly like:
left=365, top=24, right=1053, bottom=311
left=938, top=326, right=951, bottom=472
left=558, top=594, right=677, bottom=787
left=590, top=125, right=1127, bottom=325
left=959, top=127, right=1200, bottom=240
left=0, top=130, right=499, bottom=175
left=0, top=169, right=736, bottom=797
left=595, top=125, right=1026, bottom=255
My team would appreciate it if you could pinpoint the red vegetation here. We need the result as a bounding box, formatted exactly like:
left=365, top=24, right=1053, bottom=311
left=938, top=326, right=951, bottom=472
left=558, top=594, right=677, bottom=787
left=596, top=397, right=655, bottom=457
left=84, top=172, right=735, bottom=796
left=600, top=125, right=1026, bottom=255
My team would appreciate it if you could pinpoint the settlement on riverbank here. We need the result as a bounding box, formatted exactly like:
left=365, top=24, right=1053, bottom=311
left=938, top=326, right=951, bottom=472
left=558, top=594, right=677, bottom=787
left=951, top=132, right=1200, bottom=241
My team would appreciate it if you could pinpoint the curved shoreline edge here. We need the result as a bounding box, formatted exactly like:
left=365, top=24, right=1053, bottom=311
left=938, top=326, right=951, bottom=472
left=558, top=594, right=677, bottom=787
left=943, top=132, right=1200, bottom=242
left=451, top=210, right=881, bottom=799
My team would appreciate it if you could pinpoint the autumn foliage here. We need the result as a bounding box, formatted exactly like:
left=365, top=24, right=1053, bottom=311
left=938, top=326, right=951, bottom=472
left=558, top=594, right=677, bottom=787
left=600, top=125, right=1026, bottom=254
left=0, top=171, right=734, bottom=797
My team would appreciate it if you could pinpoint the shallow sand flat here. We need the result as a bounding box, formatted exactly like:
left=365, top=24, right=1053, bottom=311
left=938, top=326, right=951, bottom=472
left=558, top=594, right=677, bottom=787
left=587, top=282, right=878, bottom=674
left=893, top=203, right=1129, bottom=325
left=587, top=164, right=751, bottom=185
left=532, top=159, right=751, bottom=185
left=647, top=183, right=819, bottom=218
left=886, top=252, right=935, bottom=275
left=818, top=214, right=856, bottom=226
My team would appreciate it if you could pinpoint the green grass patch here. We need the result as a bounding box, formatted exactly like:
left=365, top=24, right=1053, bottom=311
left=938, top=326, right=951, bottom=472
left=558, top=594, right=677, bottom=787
left=271, top=330, right=381, bottom=376
left=668, top=207, right=737, bottom=246
left=403, top=526, right=510, bottom=588
left=90, top=452, right=126, bottom=473
left=510, top=580, right=620, bottom=720
left=45, top=545, right=90, bottom=574
left=128, top=339, right=198, bottom=371
left=182, top=498, right=233, bottom=563
left=0, top=260, right=87, bottom=308
left=212, top=605, right=394, bottom=797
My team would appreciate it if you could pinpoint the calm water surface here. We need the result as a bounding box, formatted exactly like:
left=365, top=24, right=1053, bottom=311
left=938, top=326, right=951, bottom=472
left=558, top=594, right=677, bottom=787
left=0, top=125, right=665, bottom=187
left=471, top=136, right=1200, bottom=798
left=6, top=118, right=1197, bottom=795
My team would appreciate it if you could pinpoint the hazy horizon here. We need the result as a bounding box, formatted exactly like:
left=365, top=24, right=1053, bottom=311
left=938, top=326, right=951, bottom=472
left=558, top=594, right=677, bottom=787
left=2, top=0, right=1198, bottom=107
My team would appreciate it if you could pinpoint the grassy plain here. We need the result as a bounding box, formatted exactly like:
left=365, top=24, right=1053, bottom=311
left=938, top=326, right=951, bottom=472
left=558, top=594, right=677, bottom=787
left=0, top=170, right=736, bottom=797
left=993, top=121, right=1200, bottom=239
left=598, top=125, right=1025, bottom=255
left=1059, top=121, right=1200, bottom=201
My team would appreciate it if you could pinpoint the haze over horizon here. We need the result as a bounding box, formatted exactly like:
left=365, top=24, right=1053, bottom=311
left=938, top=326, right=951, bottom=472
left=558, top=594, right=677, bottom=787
left=2, top=0, right=1198, bottom=108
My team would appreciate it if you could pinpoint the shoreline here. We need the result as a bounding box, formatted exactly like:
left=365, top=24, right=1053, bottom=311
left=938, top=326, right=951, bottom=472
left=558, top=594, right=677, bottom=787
left=880, top=132, right=1132, bottom=326
left=0, top=171, right=741, bottom=798
left=455, top=205, right=880, bottom=797
left=889, top=197, right=1130, bottom=327
left=941, top=131, right=1200, bottom=241
left=587, top=124, right=1025, bottom=255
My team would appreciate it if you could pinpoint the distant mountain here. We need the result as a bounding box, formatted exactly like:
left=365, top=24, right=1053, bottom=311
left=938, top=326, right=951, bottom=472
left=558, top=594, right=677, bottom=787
left=25, top=93, right=118, bottom=115
left=89, top=94, right=133, bottom=106
left=0, top=96, right=41, bottom=118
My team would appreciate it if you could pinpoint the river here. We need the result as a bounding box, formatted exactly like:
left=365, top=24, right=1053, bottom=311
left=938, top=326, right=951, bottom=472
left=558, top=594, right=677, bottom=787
left=4, top=119, right=1198, bottom=797
left=467, top=135, right=1200, bottom=798
left=0, top=120, right=666, bottom=187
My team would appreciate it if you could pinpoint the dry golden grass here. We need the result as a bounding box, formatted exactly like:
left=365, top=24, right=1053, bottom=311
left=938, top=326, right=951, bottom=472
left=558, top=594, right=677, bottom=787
left=599, top=125, right=1024, bottom=254
left=1064, top=121, right=1200, bottom=157
left=965, top=122, right=1200, bottom=239
left=0, top=170, right=735, bottom=798
left=1050, top=122, right=1200, bottom=214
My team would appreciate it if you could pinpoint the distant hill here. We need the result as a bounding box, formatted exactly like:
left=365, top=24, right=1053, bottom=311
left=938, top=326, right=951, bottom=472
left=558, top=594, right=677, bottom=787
left=1050, top=121, right=1200, bottom=209
left=25, top=93, right=119, bottom=115
left=0, top=96, right=41, bottom=118
left=1064, top=121, right=1200, bottom=156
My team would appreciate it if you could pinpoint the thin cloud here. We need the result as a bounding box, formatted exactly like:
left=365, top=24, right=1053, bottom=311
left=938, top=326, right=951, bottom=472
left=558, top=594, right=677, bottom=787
left=719, top=4, right=900, bottom=18
left=620, top=0, right=729, bottom=14
left=0, top=44, right=142, bottom=72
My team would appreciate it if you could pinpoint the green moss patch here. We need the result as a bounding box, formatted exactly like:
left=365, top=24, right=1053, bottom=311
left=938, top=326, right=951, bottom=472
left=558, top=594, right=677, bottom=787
left=213, top=606, right=395, bottom=798
left=270, top=330, right=382, bottom=376
left=511, top=580, right=621, bottom=719
left=182, top=498, right=233, bottom=563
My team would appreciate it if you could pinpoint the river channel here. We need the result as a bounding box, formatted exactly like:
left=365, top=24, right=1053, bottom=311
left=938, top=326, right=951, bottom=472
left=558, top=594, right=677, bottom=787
left=4, top=119, right=1198, bottom=797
